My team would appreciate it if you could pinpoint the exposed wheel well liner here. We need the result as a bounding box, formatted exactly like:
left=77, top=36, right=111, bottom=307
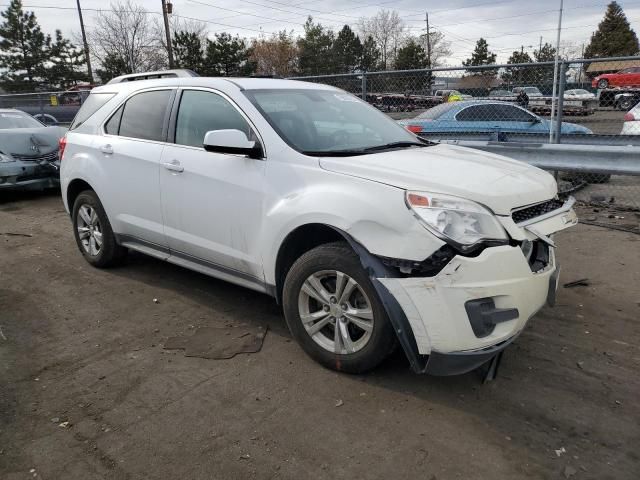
left=274, top=224, right=344, bottom=304
left=66, top=179, right=94, bottom=212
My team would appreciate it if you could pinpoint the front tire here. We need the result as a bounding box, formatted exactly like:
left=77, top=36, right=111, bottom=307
left=282, top=242, right=396, bottom=374
left=72, top=190, right=126, bottom=268
left=597, top=79, right=609, bottom=89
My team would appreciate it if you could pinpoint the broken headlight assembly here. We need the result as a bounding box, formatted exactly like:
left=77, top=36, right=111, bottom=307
left=0, top=153, right=15, bottom=163
left=405, top=191, right=508, bottom=252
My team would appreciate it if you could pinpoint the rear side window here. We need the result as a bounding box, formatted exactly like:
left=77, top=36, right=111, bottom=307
left=104, top=105, right=124, bottom=135
left=69, top=92, right=115, bottom=130
left=175, top=90, right=251, bottom=148
left=117, top=90, right=173, bottom=141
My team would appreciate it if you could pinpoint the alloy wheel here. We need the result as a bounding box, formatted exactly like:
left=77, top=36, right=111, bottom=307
left=76, top=204, right=103, bottom=256
left=297, top=270, right=374, bottom=354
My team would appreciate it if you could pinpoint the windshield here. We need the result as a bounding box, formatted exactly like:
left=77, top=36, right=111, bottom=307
left=524, top=87, right=541, bottom=94
left=0, top=111, right=44, bottom=129
left=244, top=89, right=422, bottom=155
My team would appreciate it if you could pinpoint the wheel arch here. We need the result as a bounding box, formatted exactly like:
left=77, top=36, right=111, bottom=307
left=274, top=223, right=348, bottom=304
left=66, top=178, right=95, bottom=213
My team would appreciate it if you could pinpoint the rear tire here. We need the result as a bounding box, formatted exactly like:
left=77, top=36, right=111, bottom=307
left=282, top=242, right=396, bottom=374
left=72, top=190, right=126, bottom=268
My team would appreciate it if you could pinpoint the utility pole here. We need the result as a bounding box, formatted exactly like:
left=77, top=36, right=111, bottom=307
left=75, top=0, right=93, bottom=83
left=539, top=36, right=543, bottom=55
left=549, top=0, right=564, bottom=143
left=425, top=12, right=432, bottom=68
left=161, top=0, right=175, bottom=69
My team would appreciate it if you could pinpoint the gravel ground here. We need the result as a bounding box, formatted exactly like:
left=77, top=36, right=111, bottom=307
left=1, top=191, right=639, bottom=480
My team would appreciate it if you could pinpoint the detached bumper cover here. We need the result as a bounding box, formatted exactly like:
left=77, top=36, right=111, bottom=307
left=379, top=244, right=558, bottom=375
left=0, top=160, right=60, bottom=190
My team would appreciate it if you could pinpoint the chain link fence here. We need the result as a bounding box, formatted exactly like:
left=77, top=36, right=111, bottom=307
left=0, top=89, right=90, bottom=126
left=291, top=56, right=640, bottom=218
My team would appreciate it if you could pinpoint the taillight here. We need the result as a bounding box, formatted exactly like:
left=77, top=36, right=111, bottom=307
left=58, top=135, right=67, bottom=160
left=624, top=112, right=635, bottom=122
left=406, top=125, right=422, bottom=133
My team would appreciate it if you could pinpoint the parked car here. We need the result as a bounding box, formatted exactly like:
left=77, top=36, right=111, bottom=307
left=489, top=89, right=516, bottom=97
left=434, top=89, right=472, bottom=101
left=613, top=92, right=640, bottom=110
left=621, top=102, right=640, bottom=135
left=592, top=67, right=640, bottom=89
left=0, top=109, right=66, bottom=190
left=60, top=76, right=577, bottom=376
left=563, top=89, right=596, bottom=100
left=399, top=100, right=592, bottom=135
left=512, top=86, right=543, bottom=97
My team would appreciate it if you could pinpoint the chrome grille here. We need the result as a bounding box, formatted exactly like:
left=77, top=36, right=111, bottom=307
left=512, top=199, right=564, bottom=224
left=10, top=151, right=59, bottom=162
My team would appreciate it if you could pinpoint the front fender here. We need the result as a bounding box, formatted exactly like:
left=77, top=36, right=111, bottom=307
left=261, top=171, right=444, bottom=285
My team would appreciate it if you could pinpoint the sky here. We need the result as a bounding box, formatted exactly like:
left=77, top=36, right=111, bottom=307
left=9, top=0, right=640, bottom=65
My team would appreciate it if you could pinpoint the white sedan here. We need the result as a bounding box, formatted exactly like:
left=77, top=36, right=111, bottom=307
left=621, top=102, right=640, bottom=134
left=564, top=89, right=596, bottom=100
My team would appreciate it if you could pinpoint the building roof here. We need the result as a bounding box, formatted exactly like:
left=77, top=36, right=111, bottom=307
left=586, top=59, right=640, bottom=73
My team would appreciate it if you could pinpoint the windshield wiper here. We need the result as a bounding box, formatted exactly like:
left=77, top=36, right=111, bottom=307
left=361, top=141, right=429, bottom=152
left=301, top=149, right=368, bottom=157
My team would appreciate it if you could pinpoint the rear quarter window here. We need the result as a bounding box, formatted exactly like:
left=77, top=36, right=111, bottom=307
left=69, top=92, right=116, bottom=130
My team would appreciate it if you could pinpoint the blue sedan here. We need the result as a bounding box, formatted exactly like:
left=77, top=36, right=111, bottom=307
left=399, top=100, right=592, bottom=135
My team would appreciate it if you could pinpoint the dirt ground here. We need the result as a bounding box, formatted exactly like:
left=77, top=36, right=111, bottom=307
left=1, top=191, right=639, bottom=480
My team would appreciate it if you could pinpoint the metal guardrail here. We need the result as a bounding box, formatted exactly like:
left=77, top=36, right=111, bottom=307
left=419, top=132, right=640, bottom=146
left=439, top=140, right=640, bottom=176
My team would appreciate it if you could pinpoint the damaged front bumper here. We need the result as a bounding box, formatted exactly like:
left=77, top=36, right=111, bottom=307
left=0, top=159, right=60, bottom=190
left=379, top=243, right=559, bottom=375
left=352, top=197, right=576, bottom=376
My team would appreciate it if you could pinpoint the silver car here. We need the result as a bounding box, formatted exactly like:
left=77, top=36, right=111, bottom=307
left=0, top=109, right=66, bottom=191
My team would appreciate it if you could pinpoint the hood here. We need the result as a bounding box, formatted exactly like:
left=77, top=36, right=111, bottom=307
left=319, top=144, right=557, bottom=215
left=0, top=127, right=66, bottom=156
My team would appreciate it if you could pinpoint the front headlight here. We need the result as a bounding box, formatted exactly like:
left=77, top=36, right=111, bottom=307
left=0, top=153, right=15, bottom=163
left=405, top=191, right=508, bottom=249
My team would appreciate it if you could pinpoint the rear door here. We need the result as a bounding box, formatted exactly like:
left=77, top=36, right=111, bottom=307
left=100, top=88, right=174, bottom=249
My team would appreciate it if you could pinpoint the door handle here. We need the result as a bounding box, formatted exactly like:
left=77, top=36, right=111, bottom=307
left=100, top=144, right=113, bottom=155
left=163, top=160, right=184, bottom=173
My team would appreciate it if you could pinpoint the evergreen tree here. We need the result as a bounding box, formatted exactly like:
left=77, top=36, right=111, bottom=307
left=203, top=33, right=253, bottom=76
left=297, top=17, right=335, bottom=75
left=0, top=0, right=51, bottom=91
left=46, top=30, right=87, bottom=89
left=463, top=38, right=497, bottom=75
left=532, top=42, right=557, bottom=84
left=395, top=39, right=428, bottom=70
left=360, top=35, right=380, bottom=72
left=172, top=31, right=204, bottom=73
left=502, top=49, right=533, bottom=83
left=95, top=53, right=130, bottom=82
left=585, top=1, right=639, bottom=58
left=332, top=25, right=362, bottom=73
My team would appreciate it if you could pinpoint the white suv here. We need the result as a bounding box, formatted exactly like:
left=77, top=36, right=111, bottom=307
left=60, top=76, right=577, bottom=375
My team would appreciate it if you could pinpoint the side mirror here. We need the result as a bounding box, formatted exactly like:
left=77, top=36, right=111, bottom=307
left=203, top=129, right=263, bottom=159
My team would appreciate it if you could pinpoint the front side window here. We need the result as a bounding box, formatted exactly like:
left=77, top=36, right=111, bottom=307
left=175, top=90, right=252, bottom=148
left=244, top=89, right=420, bottom=154
left=117, top=90, right=172, bottom=141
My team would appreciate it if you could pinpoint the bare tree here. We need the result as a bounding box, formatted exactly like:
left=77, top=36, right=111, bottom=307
left=87, top=0, right=163, bottom=78
left=152, top=12, right=208, bottom=63
left=358, top=10, right=407, bottom=69
left=418, top=30, right=452, bottom=68
left=249, top=31, right=298, bottom=77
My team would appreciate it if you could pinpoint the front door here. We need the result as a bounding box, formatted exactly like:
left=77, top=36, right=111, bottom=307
left=159, top=89, right=266, bottom=281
